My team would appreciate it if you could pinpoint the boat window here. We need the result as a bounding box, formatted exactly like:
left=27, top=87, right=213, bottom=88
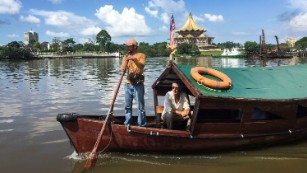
left=297, top=105, right=307, bottom=118
left=251, top=107, right=283, bottom=121
left=197, top=109, right=241, bottom=122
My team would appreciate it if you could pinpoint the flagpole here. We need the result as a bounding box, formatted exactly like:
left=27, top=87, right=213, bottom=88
left=169, top=14, right=176, bottom=61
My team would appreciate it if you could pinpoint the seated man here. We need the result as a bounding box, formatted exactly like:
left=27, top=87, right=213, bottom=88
left=161, top=82, right=191, bottom=130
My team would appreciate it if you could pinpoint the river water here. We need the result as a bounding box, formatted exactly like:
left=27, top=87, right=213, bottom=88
left=0, top=56, right=307, bottom=173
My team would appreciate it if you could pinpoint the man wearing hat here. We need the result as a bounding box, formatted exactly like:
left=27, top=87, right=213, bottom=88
left=120, top=39, right=147, bottom=127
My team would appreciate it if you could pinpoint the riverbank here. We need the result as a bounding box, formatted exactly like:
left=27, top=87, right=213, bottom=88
left=33, top=52, right=120, bottom=59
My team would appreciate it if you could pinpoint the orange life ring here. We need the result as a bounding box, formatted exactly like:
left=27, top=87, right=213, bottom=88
left=190, top=67, right=232, bottom=90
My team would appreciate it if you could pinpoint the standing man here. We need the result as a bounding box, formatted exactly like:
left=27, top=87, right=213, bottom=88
left=121, top=39, right=147, bottom=127
left=162, top=82, right=191, bottom=130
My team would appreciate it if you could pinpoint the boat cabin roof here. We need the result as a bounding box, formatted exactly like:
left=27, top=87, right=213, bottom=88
left=152, top=62, right=307, bottom=100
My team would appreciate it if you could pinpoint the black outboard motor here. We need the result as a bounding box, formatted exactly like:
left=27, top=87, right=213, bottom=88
left=57, top=113, right=79, bottom=122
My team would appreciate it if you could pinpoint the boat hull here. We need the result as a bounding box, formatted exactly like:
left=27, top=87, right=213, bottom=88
left=59, top=115, right=307, bottom=154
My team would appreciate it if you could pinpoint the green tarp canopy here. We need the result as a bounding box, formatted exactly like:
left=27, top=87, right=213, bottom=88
left=177, top=64, right=307, bottom=100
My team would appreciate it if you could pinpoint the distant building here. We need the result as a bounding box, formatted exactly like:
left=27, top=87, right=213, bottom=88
left=40, top=42, right=50, bottom=51
left=175, top=13, right=219, bottom=51
left=24, top=29, right=39, bottom=45
left=286, top=37, right=296, bottom=48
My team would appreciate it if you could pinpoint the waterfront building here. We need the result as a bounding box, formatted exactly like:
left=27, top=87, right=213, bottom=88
left=286, top=37, right=296, bottom=48
left=40, top=42, right=50, bottom=51
left=175, top=13, right=219, bottom=51
left=24, top=29, right=39, bottom=45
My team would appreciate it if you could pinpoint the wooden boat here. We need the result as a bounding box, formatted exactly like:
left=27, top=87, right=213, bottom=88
left=57, top=61, right=307, bottom=154
left=261, top=52, right=293, bottom=59
left=213, top=47, right=247, bottom=58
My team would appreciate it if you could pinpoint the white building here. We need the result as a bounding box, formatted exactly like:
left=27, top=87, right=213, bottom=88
left=286, top=37, right=296, bottom=48
left=24, top=29, right=39, bottom=45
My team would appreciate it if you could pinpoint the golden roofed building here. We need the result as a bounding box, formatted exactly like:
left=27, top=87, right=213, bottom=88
left=175, top=13, right=218, bottom=51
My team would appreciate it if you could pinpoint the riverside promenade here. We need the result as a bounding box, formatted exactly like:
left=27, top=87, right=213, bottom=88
left=33, top=52, right=120, bottom=58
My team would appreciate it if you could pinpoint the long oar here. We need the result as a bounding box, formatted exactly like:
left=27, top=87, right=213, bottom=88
left=85, top=60, right=128, bottom=170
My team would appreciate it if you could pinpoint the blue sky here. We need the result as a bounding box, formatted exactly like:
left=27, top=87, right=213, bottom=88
left=1, top=0, right=307, bottom=46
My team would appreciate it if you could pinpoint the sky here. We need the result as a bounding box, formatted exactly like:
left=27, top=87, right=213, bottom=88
left=1, top=0, right=307, bottom=46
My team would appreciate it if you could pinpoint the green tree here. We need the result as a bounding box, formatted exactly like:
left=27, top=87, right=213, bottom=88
left=7, top=41, right=21, bottom=48
left=138, top=42, right=151, bottom=56
left=74, top=43, right=84, bottom=52
left=105, top=42, right=121, bottom=53
left=96, top=29, right=111, bottom=52
left=176, top=42, right=200, bottom=56
left=62, top=38, right=75, bottom=52
left=50, top=37, right=61, bottom=52
left=151, top=42, right=169, bottom=57
left=295, top=37, right=307, bottom=50
left=83, top=42, right=96, bottom=52
left=0, top=46, right=33, bottom=59
left=244, top=41, right=259, bottom=53
left=279, top=43, right=290, bottom=52
left=177, top=42, right=191, bottom=54
left=191, top=44, right=200, bottom=56
left=266, top=43, right=275, bottom=51
left=217, top=41, right=242, bottom=49
left=33, top=42, right=41, bottom=51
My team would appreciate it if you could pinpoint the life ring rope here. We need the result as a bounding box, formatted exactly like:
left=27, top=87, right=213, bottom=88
left=190, top=67, right=232, bottom=90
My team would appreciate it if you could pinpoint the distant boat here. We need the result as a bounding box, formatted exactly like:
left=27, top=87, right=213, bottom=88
left=260, top=52, right=293, bottom=59
left=213, top=47, right=245, bottom=58
left=113, top=52, right=120, bottom=58
left=221, top=47, right=242, bottom=56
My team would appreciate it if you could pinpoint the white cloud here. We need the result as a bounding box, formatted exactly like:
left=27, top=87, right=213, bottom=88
left=193, top=15, right=205, bottom=23
left=289, top=12, right=307, bottom=30
left=80, top=26, right=101, bottom=36
left=26, top=9, right=101, bottom=43
left=30, top=9, right=95, bottom=29
left=95, top=5, right=152, bottom=37
left=8, top=34, right=19, bottom=38
left=232, top=32, right=248, bottom=36
left=204, top=13, right=224, bottom=22
left=160, top=12, right=170, bottom=24
left=19, top=15, right=40, bottom=24
left=49, top=0, right=63, bottom=4
left=145, top=0, right=187, bottom=25
left=147, top=0, right=185, bottom=14
left=289, top=0, right=307, bottom=10
left=145, top=7, right=158, bottom=17
left=46, top=30, right=70, bottom=37
left=287, top=0, right=307, bottom=31
left=0, top=0, right=22, bottom=14
left=159, top=25, right=168, bottom=32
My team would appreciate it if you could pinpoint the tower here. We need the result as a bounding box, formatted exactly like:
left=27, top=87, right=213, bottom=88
left=24, top=29, right=39, bottom=45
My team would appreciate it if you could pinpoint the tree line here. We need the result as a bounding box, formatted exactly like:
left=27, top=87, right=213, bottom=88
left=1, top=29, right=307, bottom=60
